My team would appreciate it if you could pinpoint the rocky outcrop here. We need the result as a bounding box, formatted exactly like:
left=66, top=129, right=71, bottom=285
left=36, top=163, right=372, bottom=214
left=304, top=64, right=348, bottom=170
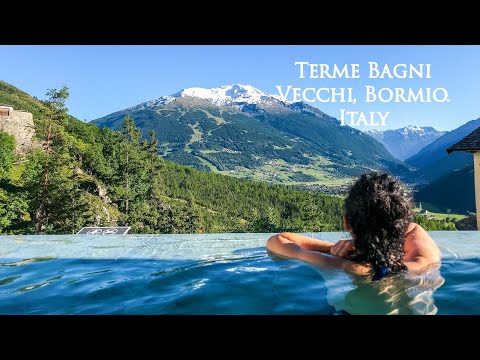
left=0, top=106, right=35, bottom=154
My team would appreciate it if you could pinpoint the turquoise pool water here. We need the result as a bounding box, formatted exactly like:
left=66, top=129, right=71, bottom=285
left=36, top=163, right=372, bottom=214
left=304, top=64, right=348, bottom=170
left=0, top=231, right=478, bottom=314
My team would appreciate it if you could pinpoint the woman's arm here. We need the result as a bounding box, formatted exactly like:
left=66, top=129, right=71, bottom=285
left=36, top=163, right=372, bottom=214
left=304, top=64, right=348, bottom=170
left=266, top=232, right=371, bottom=276
left=267, top=232, right=334, bottom=253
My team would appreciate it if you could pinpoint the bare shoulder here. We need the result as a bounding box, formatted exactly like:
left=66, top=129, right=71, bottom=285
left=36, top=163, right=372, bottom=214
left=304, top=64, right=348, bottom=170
left=406, top=222, right=435, bottom=242
left=404, top=222, right=441, bottom=269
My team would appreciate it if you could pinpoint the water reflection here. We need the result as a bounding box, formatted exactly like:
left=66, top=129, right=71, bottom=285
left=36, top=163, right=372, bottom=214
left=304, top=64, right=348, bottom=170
left=268, top=247, right=446, bottom=315
left=0, top=257, right=57, bottom=267
left=312, top=263, right=445, bottom=315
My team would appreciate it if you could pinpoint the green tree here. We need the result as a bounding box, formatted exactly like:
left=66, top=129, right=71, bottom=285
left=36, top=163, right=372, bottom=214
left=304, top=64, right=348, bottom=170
left=144, top=130, right=159, bottom=164
left=0, top=80, right=354, bottom=235
left=0, top=131, right=15, bottom=179
left=249, top=207, right=282, bottom=233
left=414, top=214, right=456, bottom=231
left=0, top=188, right=28, bottom=233
left=22, top=87, right=91, bottom=234
left=32, top=86, right=70, bottom=233
left=114, top=116, right=151, bottom=226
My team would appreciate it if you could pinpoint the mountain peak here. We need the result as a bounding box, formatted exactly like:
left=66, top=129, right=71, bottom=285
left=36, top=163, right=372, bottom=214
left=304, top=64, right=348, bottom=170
left=367, top=125, right=446, bottom=161
left=173, top=84, right=289, bottom=106
left=123, top=84, right=328, bottom=120
left=405, top=125, right=422, bottom=130
left=402, top=125, right=425, bottom=135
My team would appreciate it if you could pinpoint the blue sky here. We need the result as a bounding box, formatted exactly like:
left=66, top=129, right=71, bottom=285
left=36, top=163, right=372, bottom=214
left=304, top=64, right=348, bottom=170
left=0, top=45, right=479, bottom=131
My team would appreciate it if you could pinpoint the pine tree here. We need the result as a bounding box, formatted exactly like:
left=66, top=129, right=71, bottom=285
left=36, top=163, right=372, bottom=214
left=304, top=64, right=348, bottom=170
left=119, top=116, right=140, bottom=216
left=115, top=116, right=151, bottom=227
left=33, top=87, right=70, bottom=233
left=22, top=86, right=88, bottom=234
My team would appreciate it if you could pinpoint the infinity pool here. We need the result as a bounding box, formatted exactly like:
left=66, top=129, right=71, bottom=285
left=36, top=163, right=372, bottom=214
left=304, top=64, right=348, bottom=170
left=0, top=232, right=478, bottom=314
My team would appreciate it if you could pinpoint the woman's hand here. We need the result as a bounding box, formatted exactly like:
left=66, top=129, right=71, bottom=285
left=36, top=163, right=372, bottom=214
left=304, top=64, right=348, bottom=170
left=330, top=239, right=355, bottom=258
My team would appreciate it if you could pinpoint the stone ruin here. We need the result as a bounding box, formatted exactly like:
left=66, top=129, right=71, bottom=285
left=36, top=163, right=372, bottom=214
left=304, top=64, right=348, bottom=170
left=0, top=105, right=35, bottom=154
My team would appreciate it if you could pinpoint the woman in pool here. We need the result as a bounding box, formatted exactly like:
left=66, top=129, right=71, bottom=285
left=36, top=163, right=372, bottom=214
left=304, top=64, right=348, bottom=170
left=266, top=172, right=441, bottom=280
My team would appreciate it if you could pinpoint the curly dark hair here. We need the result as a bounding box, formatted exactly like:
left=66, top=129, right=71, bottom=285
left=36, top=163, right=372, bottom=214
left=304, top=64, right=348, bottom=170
left=345, top=172, right=412, bottom=278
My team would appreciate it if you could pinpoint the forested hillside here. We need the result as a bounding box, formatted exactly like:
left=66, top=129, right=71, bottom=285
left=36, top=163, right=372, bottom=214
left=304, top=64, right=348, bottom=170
left=0, top=81, right=455, bottom=234
left=0, top=81, right=345, bottom=234
left=415, top=165, right=476, bottom=213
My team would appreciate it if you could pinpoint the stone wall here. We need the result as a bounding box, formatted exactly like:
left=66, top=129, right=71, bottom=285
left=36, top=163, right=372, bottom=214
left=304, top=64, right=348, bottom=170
left=0, top=109, right=35, bottom=154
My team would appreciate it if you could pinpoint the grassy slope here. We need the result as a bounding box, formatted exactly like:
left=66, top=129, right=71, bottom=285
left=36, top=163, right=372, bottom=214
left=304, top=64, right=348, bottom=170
left=413, top=208, right=467, bottom=221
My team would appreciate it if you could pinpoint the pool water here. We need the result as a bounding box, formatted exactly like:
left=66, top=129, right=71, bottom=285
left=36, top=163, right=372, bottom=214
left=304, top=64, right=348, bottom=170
left=0, top=232, right=478, bottom=315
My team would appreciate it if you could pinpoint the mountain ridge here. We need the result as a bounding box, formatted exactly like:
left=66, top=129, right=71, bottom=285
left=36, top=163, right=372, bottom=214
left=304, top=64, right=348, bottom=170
left=405, top=118, right=480, bottom=181
left=118, top=84, right=330, bottom=121
left=415, top=165, right=475, bottom=213
left=93, top=84, right=415, bottom=185
left=366, top=126, right=446, bottom=161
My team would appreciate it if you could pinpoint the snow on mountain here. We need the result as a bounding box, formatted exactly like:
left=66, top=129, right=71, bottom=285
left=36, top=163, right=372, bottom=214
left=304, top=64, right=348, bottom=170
left=127, top=84, right=292, bottom=113
left=123, top=96, right=176, bottom=112
left=94, top=83, right=412, bottom=183
left=175, top=84, right=289, bottom=106
left=366, top=126, right=446, bottom=161
left=400, top=125, right=437, bottom=136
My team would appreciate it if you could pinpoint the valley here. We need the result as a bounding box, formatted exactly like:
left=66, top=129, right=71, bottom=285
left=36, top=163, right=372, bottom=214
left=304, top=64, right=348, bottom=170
left=93, top=84, right=480, bottom=218
left=213, top=157, right=353, bottom=187
left=0, top=80, right=470, bottom=234
left=94, top=84, right=414, bottom=187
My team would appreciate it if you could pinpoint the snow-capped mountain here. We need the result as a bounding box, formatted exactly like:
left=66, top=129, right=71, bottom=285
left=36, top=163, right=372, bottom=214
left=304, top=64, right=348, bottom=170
left=367, top=126, right=446, bottom=161
left=406, top=118, right=480, bottom=181
left=175, top=84, right=288, bottom=106
left=94, top=84, right=414, bottom=184
left=126, top=84, right=326, bottom=118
